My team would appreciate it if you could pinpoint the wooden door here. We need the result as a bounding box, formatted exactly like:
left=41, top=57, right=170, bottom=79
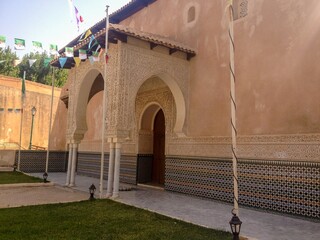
left=153, top=110, right=165, bottom=185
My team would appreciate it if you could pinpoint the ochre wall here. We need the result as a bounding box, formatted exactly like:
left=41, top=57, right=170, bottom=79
left=0, top=75, right=67, bottom=150
left=120, top=0, right=320, bottom=136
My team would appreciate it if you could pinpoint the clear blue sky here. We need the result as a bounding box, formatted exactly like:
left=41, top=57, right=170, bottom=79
left=0, top=0, right=131, bottom=57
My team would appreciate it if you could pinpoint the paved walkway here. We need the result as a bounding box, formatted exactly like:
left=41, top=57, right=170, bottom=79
left=16, top=172, right=320, bottom=240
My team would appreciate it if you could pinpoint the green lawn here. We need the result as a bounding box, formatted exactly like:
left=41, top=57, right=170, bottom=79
left=0, top=199, right=231, bottom=240
left=0, top=171, right=43, bottom=184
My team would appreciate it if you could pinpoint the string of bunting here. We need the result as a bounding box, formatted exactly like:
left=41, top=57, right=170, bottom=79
left=0, top=28, right=109, bottom=69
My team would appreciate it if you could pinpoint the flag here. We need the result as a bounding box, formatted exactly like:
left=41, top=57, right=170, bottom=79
left=74, top=6, right=84, bottom=31
left=44, top=58, right=52, bottom=67
left=0, top=35, right=6, bottom=48
left=14, top=38, right=25, bottom=50
left=74, top=57, right=81, bottom=67
left=88, top=35, right=98, bottom=50
left=105, top=54, right=109, bottom=64
left=79, top=29, right=92, bottom=42
left=88, top=56, right=94, bottom=65
left=59, top=57, right=68, bottom=68
left=49, top=44, right=58, bottom=56
left=79, top=49, right=87, bottom=60
left=28, top=59, right=37, bottom=67
left=92, top=51, right=100, bottom=62
left=32, top=41, right=43, bottom=52
left=13, top=59, right=22, bottom=66
left=65, top=47, right=74, bottom=57
left=21, top=76, right=26, bottom=100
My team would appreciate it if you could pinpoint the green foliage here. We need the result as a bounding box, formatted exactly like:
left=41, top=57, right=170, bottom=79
left=0, top=47, right=19, bottom=77
left=0, top=46, right=68, bottom=88
left=0, top=200, right=231, bottom=240
left=0, top=171, right=43, bottom=184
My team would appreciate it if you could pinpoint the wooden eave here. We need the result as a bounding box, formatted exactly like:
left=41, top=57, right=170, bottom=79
left=51, top=24, right=196, bottom=69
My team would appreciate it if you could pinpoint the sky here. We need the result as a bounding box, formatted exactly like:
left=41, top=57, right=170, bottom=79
left=0, top=0, right=131, bottom=57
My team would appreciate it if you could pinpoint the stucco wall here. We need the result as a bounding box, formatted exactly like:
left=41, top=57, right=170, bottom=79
left=0, top=75, right=67, bottom=150
left=120, top=0, right=320, bottom=136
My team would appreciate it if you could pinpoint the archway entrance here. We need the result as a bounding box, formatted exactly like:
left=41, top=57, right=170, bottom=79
left=152, top=109, right=165, bottom=185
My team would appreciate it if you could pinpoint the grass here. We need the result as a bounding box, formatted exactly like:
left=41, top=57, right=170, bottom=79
left=0, top=199, right=231, bottom=240
left=0, top=171, right=43, bottom=184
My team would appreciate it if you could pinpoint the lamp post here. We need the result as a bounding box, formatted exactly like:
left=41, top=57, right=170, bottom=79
left=43, top=172, right=48, bottom=183
left=229, top=210, right=242, bottom=240
left=28, top=106, right=37, bottom=150
left=89, top=184, right=96, bottom=200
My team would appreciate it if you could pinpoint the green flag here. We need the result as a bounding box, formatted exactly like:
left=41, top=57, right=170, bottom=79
left=0, top=35, right=6, bottom=48
left=49, top=44, right=58, bottom=55
left=32, top=41, right=43, bottom=52
left=14, top=38, right=26, bottom=50
left=65, top=47, right=74, bottom=57
left=44, top=58, right=52, bottom=67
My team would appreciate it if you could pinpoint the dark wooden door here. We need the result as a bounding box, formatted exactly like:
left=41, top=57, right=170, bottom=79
left=153, top=110, right=165, bottom=185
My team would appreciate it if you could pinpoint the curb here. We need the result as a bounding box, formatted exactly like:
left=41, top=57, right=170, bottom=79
left=0, top=182, right=55, bottom=188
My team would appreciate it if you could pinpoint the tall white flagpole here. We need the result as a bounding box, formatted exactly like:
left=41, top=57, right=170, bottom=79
left=99, top=5, right=110, bottom=198
left=45, top=67, right=55, bottom=174
left=18, top=70, right=26, bottom=171
left=228, top=1, right=239, bottom=217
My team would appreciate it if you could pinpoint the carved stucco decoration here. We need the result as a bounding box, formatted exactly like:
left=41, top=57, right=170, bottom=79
left=133, top=86, right=176, bottom=154
left=168, top=134, right=320, bottom=161
left=108, top=42, right=189, bottom=140
left=66, top=43, right=119, bottom=143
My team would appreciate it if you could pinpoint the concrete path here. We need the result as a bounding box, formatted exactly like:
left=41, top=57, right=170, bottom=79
left=22, top=172, right=320, bottom=240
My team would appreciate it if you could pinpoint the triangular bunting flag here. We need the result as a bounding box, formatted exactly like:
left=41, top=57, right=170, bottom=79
left=74, top=57, right=81, bottom=67
left=13, top=59, right=22, bottom=66
left=65, top=47, right=74, bottom=57
left=59, top=57, right=68, bottom=68
left=28, top=59, right=37, bottom=67
left=79, top=49, right=87, bottom=60
left=14, top=38, right=25, bottom=50
left=0, top=36, right=6, bottom=49
left=88, top=56, right=94, bottom=65
left=88, top=35, right=98, bottom=50
left=79, top=29, right=92, bottom=42
left=44, top=58, right=52, bottom=67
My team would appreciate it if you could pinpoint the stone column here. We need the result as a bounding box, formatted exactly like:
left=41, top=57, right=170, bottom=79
left=112, top=142, right=121, bottom=198
left=65, top=143, right=73, bottom=186
left=69, top=143, right=78, bottom=187
left=106, top=141, right=115, bottom=197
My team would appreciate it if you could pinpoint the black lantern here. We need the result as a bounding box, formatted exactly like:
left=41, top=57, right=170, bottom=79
left=89, top=184, right=96, bottom=200
left=229, top=212, right=242, bottom=240
left=43, top=172, right=48, bottom=183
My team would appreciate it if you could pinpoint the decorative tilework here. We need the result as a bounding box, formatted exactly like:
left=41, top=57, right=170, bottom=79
left=15, top=151, right=68, bottom=172
left=166, top=157, right=320, bottom=219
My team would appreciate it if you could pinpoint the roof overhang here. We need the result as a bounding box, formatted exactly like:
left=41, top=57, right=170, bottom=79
left=51, top=23, right=196, bottom=69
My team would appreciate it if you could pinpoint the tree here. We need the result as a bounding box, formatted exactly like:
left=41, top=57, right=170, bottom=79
left=0, top=46, right=68, bottom=87
left=0, top=47, right=19, bottom=77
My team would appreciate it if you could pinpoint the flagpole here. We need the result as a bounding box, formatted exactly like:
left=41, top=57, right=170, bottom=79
left=99, top=5, right=109, bottom=198
left=17, top=71, right=26, bottom=171
left=228, top=1, right=239, bottom=217
left=45, top=67, right=55, bottom=174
